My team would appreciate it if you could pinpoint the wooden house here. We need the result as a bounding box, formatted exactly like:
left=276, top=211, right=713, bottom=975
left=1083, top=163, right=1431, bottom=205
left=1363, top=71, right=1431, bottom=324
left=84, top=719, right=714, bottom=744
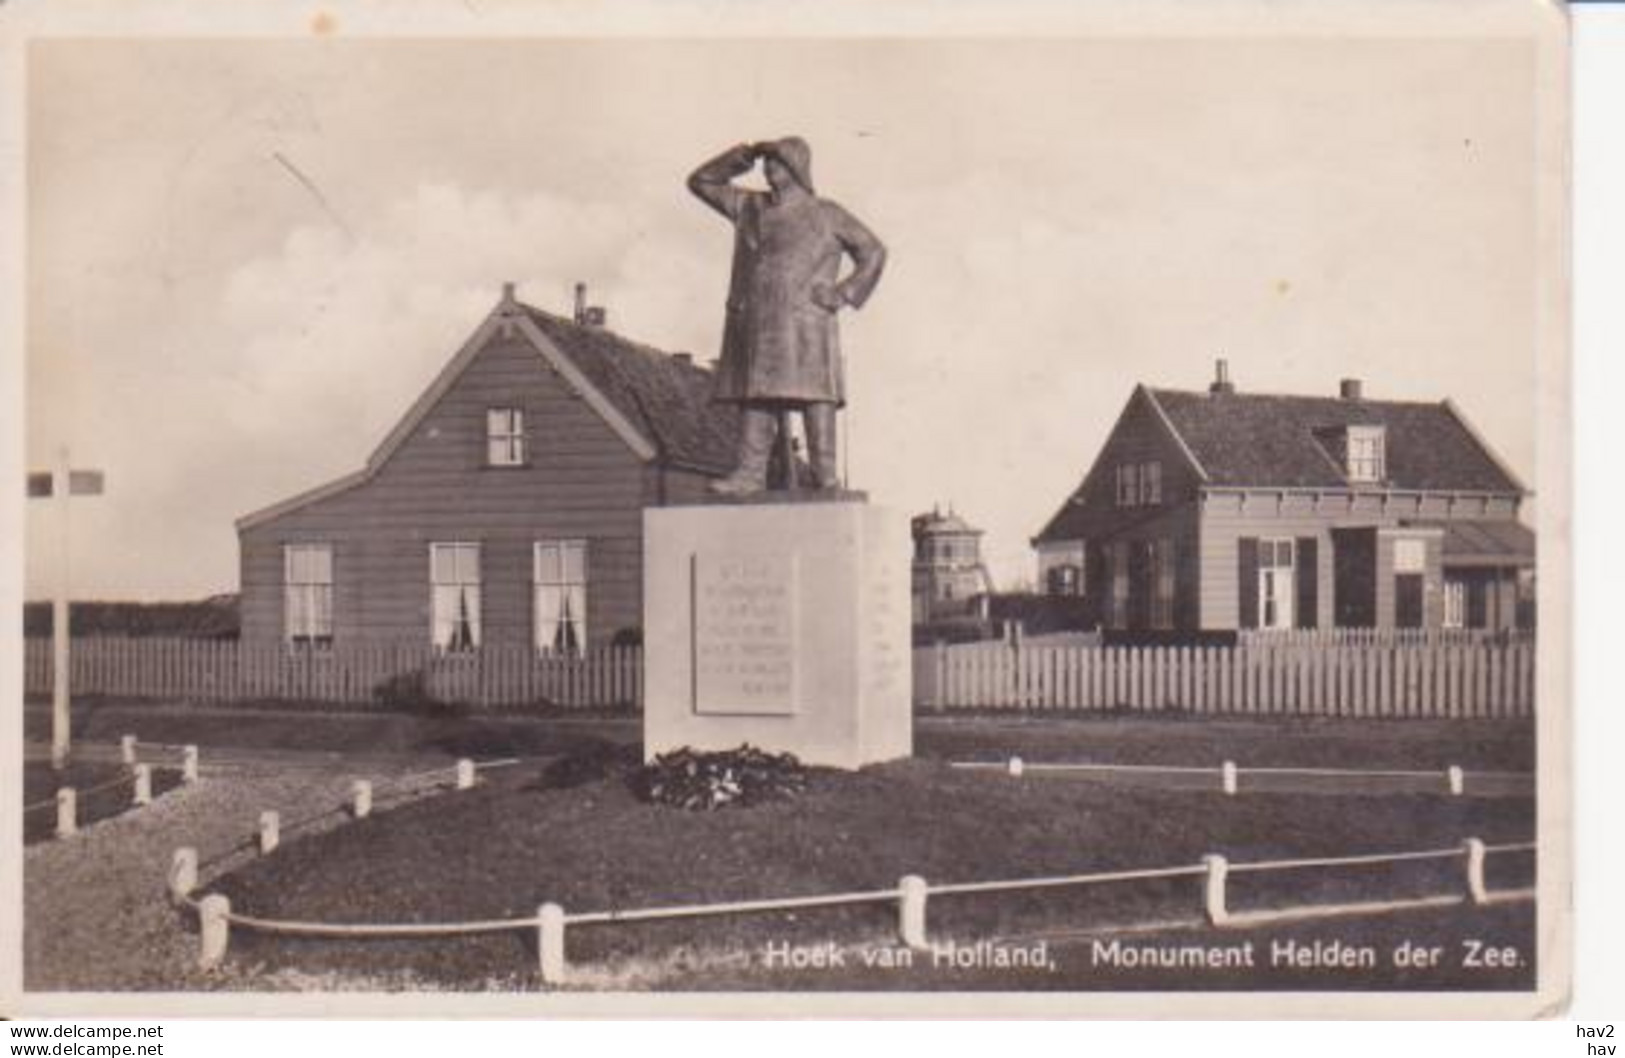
left=236, top=284, right=737, bottom=652
left=1032, top=362, right=1534, bottom=634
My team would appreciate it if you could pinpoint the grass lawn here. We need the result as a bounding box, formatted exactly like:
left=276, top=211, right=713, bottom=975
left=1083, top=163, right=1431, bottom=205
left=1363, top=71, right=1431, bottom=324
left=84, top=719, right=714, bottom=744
left=211, top=755, right=1535, bottom=990
left=26, top=696, right=1535, bottom=773
left=23, top=760, right=183, bottom=844
left=23, top=696, right=636, bottom=762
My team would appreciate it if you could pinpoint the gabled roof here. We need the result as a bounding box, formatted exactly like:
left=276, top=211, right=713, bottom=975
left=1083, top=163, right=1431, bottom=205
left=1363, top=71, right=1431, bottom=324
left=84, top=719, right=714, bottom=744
left=523, top=306, right=737, bottom=474
left=238, top=295, right=737, bottom=531
left=1032, top=383, right=1527, bottom=545
left=1147, top=388, right=1527, bottom=494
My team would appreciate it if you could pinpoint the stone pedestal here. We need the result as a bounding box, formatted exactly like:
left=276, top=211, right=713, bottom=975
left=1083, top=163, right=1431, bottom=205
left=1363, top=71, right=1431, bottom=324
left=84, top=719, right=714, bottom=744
left=643, top=499, right=911, bottom=769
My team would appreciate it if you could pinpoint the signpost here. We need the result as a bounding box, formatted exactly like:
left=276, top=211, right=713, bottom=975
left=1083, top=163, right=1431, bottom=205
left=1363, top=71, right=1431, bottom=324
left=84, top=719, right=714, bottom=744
left=26, top=448, right=105, bottom=769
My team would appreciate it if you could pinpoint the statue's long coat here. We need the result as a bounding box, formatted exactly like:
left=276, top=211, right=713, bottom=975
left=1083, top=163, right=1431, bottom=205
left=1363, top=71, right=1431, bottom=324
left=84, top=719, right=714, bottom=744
left=689, top=145, right=887, bottom=406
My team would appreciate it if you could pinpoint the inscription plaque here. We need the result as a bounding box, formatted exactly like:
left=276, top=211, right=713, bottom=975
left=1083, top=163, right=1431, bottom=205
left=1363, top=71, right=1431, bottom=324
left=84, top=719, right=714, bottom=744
left=692, top=552, right=798, bottom=715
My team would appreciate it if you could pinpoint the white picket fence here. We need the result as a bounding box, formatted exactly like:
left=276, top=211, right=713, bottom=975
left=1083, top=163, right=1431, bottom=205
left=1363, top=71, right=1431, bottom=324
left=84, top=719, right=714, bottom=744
left=22, top=638, right=642, bottom=709
left=26, top=635, right=1534, bottom=718
left=913, top=640, right=1536, bottom=718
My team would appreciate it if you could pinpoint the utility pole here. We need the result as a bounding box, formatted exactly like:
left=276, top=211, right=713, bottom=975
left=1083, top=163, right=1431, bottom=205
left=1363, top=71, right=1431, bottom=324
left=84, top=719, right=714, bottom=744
left=26, top=447, right=104, bottom=770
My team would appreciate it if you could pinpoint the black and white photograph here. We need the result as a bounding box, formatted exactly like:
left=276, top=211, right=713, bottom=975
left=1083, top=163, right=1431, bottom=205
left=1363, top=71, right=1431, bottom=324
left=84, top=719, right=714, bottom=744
left=1, top=0, right=1571, bottom=1020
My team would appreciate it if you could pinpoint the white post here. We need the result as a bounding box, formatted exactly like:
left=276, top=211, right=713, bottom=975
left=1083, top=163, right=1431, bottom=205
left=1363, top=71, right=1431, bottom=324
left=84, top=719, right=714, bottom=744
left=456, top=759, right=475, bottom=790
left=1007, top=756, right=1025, bottom=778
left=898, top=875, right=929, bottom=949
left=1221, top=760, right=1238, bottom=796
left=55, top=787, right=77, bottom=838
left=120, top=734, right=137, bottom=766
left=352, top=780, right=373, bottom=819
left=133, top=763, right=153, bottom=806
left=1447, top=765, right=1465, bottom=796
left=1463, top=838, right=1489, bottom=905
left=182, top=745, right=199, bottom=783
left=51, top=448, right=71, bottom=770
left=258, top=811, right=280, bottom=854
left=537, top=902, right=566, bottom=985
left=170, top=847, right=198, bottom=902
left=198, top=894, right=231, bottom=970
left=1203, top=854, right=1230, bottom=926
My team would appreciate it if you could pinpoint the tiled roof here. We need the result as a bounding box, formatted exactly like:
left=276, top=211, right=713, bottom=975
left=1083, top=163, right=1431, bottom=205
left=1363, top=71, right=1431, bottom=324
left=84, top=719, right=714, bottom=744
left=524, top=306, right=738, bottom=475
left=1147, top=388, right=1525, bottom=493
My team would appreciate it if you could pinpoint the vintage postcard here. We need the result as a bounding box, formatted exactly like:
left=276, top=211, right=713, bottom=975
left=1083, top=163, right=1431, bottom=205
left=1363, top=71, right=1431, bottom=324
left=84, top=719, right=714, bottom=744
left=0, top=0, right=1571, bottom=1019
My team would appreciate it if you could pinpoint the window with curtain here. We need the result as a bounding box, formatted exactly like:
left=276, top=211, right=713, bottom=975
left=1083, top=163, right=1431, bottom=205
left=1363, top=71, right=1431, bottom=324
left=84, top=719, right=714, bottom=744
left=284, top=544, right=333, bottom=647
left=430, top=543, right=481, bottom=651
left=535, top=540, right=587, bottom=656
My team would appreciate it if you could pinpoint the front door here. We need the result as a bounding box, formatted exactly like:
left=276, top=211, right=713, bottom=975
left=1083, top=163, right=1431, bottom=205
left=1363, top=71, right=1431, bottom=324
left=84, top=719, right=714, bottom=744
left=1258, top=539, right=1295, bottom=630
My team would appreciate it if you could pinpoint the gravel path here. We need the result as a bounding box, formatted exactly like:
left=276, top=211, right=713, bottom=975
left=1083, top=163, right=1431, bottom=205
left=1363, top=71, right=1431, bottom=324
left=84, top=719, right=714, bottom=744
left=23, top=757, right=454, bottom=991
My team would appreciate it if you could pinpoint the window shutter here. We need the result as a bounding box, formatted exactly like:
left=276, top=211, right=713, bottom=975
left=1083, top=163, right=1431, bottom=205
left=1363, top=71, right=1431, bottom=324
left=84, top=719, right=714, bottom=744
left=1237, top=537, right=1260, bottom=629
left=1296, top=537, right=1318, bottom=629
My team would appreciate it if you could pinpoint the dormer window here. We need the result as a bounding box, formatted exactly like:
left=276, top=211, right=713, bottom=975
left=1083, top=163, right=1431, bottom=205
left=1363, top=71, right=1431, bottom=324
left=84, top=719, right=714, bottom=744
left=487, top=408, right=525, bottom=466
left=1346, top=425, right=1385, bottom=483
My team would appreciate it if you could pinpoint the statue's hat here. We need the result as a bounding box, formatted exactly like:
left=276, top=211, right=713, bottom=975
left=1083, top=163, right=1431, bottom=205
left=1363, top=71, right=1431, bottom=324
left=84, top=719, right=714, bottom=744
left=766, top=137, right=815, bottom=193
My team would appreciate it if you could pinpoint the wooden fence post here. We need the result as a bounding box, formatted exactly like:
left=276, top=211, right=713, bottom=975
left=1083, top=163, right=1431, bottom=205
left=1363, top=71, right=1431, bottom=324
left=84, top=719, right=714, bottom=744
left=1463, top=838, right=1488, bottom=905
left=56, top=788, right=77, bottom=838
left=456, top=759, right=475, bottom=790
left=259, top=811, right=280, bottom=855
left=352, top=780, right=373, bottom=819
left=182, top=745, right=199, bottom=784
left=120, top=734, right=137, bottom=766
left=1007, top=756, right=1025, bottom=778
left=1447, top=766, right=1465, bottom=797
left=198, top=894, right=231, bottom=970
left=899, top=874, right=929, bottom=950
left=1203, top=854, right=1230, bottom=926
left=170, top=847, right=198, bottom=902
left=537, top=902, right=566, bottom=985
left=1221, top=760, right=1238, bottom=796
left=134, top=763, right=153, bottom=806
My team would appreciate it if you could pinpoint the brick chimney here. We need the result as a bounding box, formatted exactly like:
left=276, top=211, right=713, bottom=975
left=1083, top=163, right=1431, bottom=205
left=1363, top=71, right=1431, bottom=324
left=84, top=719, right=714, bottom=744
left=1209, top=358, right=1235, bottom=395
left=1340, top=378, right=1364, bottom=400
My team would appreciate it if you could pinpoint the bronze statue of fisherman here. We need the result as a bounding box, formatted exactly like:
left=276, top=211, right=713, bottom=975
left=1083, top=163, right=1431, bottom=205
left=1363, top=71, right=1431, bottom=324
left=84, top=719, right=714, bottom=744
left=688, top=137, right=887, bottom=495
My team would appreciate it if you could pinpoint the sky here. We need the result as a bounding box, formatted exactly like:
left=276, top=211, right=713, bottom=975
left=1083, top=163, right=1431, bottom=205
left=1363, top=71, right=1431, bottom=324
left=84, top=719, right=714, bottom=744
left=22, top=34, right=1541, bottom=599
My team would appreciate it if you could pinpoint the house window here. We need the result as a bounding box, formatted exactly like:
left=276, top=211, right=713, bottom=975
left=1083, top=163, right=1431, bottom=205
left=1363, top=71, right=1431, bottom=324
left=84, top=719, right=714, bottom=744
left=283, top=545, right=333, bottom=647
left=1258, top=538, right=1296, bottom=631
left=1346, top=426, right=1385, bottom=483
left=1116, top=464, right=1139, bottom=508
left=1443, top=578, right=1466, bottom=629
left=431, top=543, right=481, bottom=651
left=1150, top=538, right=1176, bottom=629
left=535, top=540, right=587, bottom=656
left=487, top=408, right=525, bottom=466
left=1140, top=462, right=1162, bottom=505
left=1046, top=564, right=1081, bottom=596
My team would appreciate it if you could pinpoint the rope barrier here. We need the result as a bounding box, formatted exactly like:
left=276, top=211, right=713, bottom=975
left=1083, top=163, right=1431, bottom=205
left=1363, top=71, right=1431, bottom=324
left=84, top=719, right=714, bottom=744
left=23, top=796, right=58, bottom=814
left=929, top=863, right=1208, bottom=897
left=1484, top=841, right=1538, bottom=854
left=180, top=836, right=1536, bottom=944
left=952, top=760, right=1534, bottom=782
left=567, top=888, right=902, bottom=926
left=75, top=772, right=138, bottom=799
left=224, top=910, right=541, bottom=938
left=1226, top=845, right=1465, bottom=874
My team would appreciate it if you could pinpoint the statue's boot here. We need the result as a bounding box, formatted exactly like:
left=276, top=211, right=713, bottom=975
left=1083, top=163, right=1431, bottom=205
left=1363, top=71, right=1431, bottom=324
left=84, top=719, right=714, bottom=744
left=804, top=402, right=840, bottom=489
left=709, top=407, right=775, bottom=495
